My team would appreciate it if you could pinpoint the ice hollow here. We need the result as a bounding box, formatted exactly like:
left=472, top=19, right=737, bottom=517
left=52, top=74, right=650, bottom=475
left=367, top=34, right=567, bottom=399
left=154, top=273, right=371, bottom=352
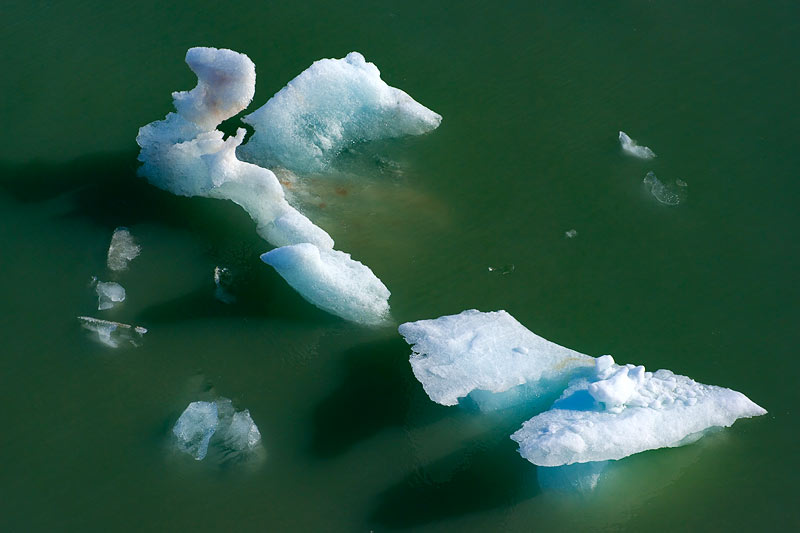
left=619, top=131, right=656, bottom=159
left=261, top=243, right=390, bottom=325
left=398, top=310, right=595, bottom=409
left=511, top=355, right=766, bottom=466
left=107, top=227, right=140, bottom=271
left=95, top=281, right=125, bottom=310
left=238, top=52, right=442, bottom=173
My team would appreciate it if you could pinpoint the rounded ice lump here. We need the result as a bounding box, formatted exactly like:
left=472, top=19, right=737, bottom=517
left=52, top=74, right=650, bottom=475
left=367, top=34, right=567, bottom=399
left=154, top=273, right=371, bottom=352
left=398, top=310, right=595, bottom=409
left=239, top=51, right=442, bottom=173
left=511, top=355, right=767, bottom=466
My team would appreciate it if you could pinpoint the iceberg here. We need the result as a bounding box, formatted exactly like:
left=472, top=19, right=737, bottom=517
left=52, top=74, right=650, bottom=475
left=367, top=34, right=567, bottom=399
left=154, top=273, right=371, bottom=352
left=173, top=401, right=219, bottom=460
left=261, top=243, right=390, bottom=325
left=172, top=397, right=262, bottom=462
left=95, top=280, right=126, bottom=310
left=510, top=355, right=767, bottom=466
left=77, top=316, right=147, bottom=348
left=398, top=310, right=595, bottom=409
left=136, top=47, right=333, bottom=249
left=238, top=52, right=442, bottom=173
left=106, top=227, right=141, bottom=271
left=643, top=171, right=687, bottom=206
left=619, top=131, right=656, bottom=159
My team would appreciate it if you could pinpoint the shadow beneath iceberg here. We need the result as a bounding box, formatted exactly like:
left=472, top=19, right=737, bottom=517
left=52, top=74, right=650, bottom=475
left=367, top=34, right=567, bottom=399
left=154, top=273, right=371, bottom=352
left=369, top=435, right=539, bottom=529
left=309, top=336, right=442, bottom=458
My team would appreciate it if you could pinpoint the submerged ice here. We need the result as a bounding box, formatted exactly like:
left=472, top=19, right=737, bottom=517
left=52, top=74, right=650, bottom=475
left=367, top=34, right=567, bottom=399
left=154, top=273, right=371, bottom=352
left=238, top=52, right=442, bottom=173
left=261, top=243, right=390, bottom=325
left=643, top=171, right=687, bottom=206
left=398, top=310, right=594, bottom=409
left=511, top=355, right=766, bottom=466
left=619, top=131, right=656, bottom=159
left=77, top=316, right=147, bottom=348
left=172, top=398, right=262, bottom=461
left=107, top=227, right=140, bottom=271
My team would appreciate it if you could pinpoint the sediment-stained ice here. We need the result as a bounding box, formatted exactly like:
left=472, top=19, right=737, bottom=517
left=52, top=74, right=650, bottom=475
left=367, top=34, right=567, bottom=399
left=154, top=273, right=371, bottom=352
left=619, top=131, right=656, bottom=159
left=511, top=355, right=767, bottom=466
left=261, top=243, right=390, bottom=325
left=136, top=47, right=334, bottom=250
left=95, top=281, right=126, bottom=310
left=643, top=171, right=687, bottom=206
left=107, top=227, right=141, bottom=271
left=173, top=401, right=219, bottom=460
left=238, top=52, right=442, bottom=173
left=398, top=310, right=595, bottom=409
left=77, top=316, right=147, bottom=348
left=172, top=398, right=262, bottom=461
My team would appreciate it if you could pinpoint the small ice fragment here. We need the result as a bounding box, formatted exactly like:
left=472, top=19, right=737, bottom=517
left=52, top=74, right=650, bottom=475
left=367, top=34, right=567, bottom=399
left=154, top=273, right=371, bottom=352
left=398, top=310, right=595, bottom=408
left=78, top=316, right=147, bottom=348
left=173, top=401, right=219, bottom=460
left=96, top=281, right=126, bottom=310
left=239, top=52, right=442, bottom=173
left=106, top=227, right=141, bottom=271
left=213, top=266, right=236, bottom=304
left=488, top=264, right=515, bottom=275
left=261, top=243, right=390, bottom=325
left=510, top=355, right=767, bottom=466
left=619, top=131, right=656, bottom=159
left=565, top=229, right=578, bottom=239
left=643, top=171, right=687, bottom=206
left=220, top=409, right=262, bottom=451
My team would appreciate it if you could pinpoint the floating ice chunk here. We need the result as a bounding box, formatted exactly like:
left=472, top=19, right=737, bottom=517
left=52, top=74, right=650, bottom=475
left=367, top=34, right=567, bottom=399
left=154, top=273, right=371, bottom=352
left=564, top=229, right=578, bottom=239
left=511, top=355, right=766, bottom=466
left=96, top=281, right=126, bottom=310
left=398, top=310, right=595, bottom=408
left=172, top=47, right=256, bottom=131
left=173, top=401, right=219, bottom=460
left=487, top=264, right=515, bottom=275
left=213, top=266, right=236, bottom=304
left=619, top=131, right=656, bottom=159
left=106, top=227, right=141, bottom=271
left=643, top=171, right=687, bottom=206
left=261, top=243, right=390, bottom=325
left=77, top=316, right=147, bottom=348
left=238, top=52, right=442, bottom=172
left=220, top=409, right=262, bottom=451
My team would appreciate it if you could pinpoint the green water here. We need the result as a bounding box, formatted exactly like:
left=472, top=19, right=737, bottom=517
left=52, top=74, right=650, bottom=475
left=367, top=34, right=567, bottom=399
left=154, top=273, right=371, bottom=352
left=1, top=1, right=798, bottom=530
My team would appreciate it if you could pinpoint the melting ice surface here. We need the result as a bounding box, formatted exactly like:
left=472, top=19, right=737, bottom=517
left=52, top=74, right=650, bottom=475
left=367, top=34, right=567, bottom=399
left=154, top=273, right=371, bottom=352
left=173, top=398, right=261, bottom=461
left=106, top=227, right=140, bottom=271
left=238, top=52, right=442, bottom=173
left=619, top=131, right=656, bottom=159
left=261, top=244, right=390, bottom=325
left=77, top=316, right=147, bottom=348
left=95, top=281, right=125, bottom=310
left=511, top=355, right=767, bottom=466
left=643, top=171, right=688, bottom=206
left=398, top=310, right=595, bottom=409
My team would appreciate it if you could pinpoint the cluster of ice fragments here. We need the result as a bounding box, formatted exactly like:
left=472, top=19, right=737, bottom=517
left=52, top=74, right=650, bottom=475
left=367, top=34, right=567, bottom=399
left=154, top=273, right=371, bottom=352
left=399, top=310, right=765, bottom=484
left=137, top=47, right=440, bottom=324
left=619, top=131, right=688, bottom=205
left=172, top=398, right=261, bottom=461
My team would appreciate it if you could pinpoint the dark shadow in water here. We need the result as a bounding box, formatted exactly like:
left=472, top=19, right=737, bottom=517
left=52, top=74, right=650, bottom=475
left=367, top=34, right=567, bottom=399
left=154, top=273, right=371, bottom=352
left=369, top=434, right=540, bottom=529
left=310, top=336, right=446, bottom=458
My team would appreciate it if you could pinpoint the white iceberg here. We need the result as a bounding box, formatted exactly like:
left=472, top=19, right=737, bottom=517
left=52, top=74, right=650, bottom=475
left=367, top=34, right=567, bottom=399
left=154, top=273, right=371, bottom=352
left=77, top=316, right=147, bottom=348
left=238, top=52, right=442, bottom=173
left=511, top=355, right=766, bottom=466
left=619, top=131, right=656, bottom=159
left=95, top=280, right=126, bottom=310
left=643, top=171, right=687, bottom=206
left=172, top=397, right=262, bottom=462
left=136, top=47, right=334, bottom=250
left=261, top=243, right=390, bottom=325
left=173, top=401, right=219, bottom=460
left=398, top=310, right=595, bottom=409
left=106, top=227, right=141, bottom=271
